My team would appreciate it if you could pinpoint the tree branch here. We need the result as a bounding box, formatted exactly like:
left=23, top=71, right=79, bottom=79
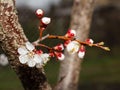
left=0, top=0, right=51, bottom=90
left=54, top=0, right=96, bottom=90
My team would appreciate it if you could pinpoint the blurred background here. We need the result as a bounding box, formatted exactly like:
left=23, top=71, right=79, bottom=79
left=0, top=0, right=120, bottom=90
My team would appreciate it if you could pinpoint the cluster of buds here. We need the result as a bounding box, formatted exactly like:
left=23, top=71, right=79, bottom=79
left=64, top=29, right=94, bottom=58
left=17, top=9, right=110, bottom=68
left=36, top=9, right=51, bottom=29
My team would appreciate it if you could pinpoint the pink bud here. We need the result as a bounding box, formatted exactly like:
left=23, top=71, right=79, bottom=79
left=65, top=29, right=76, bottom=38
left=49, top=53, right=55, bottom=57
left=64, top=40, right=71, bottom=47
left=55, top=52, right=65, bottom=61
left=78, top=45, right=85, bottom=59
left=35, top=9, right=44, bottom=18
left=35, top=50, right=43, bottom=54
left=54, top=44, right=64, bottom=51
left=86, top=38, right=94, bottom=44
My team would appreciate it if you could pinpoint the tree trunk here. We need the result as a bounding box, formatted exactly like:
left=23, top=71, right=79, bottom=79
left=0, top=0, right=51, bottom=90
left=55, top=0, right=96, bottom=90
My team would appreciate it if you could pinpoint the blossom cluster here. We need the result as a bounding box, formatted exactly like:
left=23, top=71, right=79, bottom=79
left=17, top=9, right=110, bottom=68
left=18, top=42, right=50, bottom=68
left=17, top=29, right=94, bottom=68
left=65, top=29, right=94, bottom=58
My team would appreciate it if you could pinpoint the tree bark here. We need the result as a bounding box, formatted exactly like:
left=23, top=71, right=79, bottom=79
left=55, top=0, right=96, bottom=90
left=0, top=0, right=51, bottom=90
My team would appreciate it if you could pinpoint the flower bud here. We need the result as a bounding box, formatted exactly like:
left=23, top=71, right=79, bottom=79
left=35, top=9, right=44, bottom=18
left=49, top=52, right=55, bottom=57
left=78, top=45, right=85, bottom=59
left=54, top=44, right=64, bottom=51
left=40, top=17, right=51, bottom=28
left=64, top=40, right=71, bottom=47
left=65, top=29, right=76, bottom=38
left=35, top=50, right=43, bottom=55
left=41, top=17, right=51, bottom=25
left=55, top=52, right=65, bottom=61
left=85, top=38, right=94, bottom=44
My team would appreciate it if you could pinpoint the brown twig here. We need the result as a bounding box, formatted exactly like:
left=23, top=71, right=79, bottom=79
left=33, top=34, right=110, bottom=51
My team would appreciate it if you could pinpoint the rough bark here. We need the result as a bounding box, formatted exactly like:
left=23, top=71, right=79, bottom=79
left=0, top=0, right=51, bottom=90
left=55, top=0, right=96, bottom=90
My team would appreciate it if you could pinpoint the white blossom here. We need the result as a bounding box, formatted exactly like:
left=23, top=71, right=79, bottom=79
left=27, top=59, right=36, bottom=67
left=0, top=54, right=8, bottom=66
left=36, top=53, right=50, bottom=68
left=18, top=42, right=50, bottom=68
left=66, top=41, right=80, bottom=54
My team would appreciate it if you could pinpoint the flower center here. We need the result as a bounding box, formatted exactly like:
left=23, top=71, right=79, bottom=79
left=28, top=52, right=35, bottom=58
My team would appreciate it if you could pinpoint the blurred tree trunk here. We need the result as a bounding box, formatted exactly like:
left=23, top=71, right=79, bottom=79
left=54, top=0, right=96, bottom=90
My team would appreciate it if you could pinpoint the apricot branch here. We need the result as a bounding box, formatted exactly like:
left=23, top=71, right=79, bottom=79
left=17, top=9, right=110, bottom=68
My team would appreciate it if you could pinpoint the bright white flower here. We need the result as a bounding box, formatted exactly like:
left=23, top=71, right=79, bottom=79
left=18, top=42, right=35, bottom=64
left=18, top=42, right=43, bottom=67
left=66, top=41, right=80, bottom=54
left=41, top=17, right=51, bottom=25
left=18, top=43, right=51, bottom=68
left=0, top=54, right=8, bottom=66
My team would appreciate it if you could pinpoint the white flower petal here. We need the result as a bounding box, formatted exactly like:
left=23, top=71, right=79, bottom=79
left=25, top=42, right=35, bottom=51
left=33, top=54, right=42, bottom=63
left=18, top=46, right=28, bottom=55
left=27, top=60, right=36, bottom=67
left=19, top=55, right=29, bottom=64
left=43, top=53, right=49, bottom=58
left=41, top=54, right=50, bottom=64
